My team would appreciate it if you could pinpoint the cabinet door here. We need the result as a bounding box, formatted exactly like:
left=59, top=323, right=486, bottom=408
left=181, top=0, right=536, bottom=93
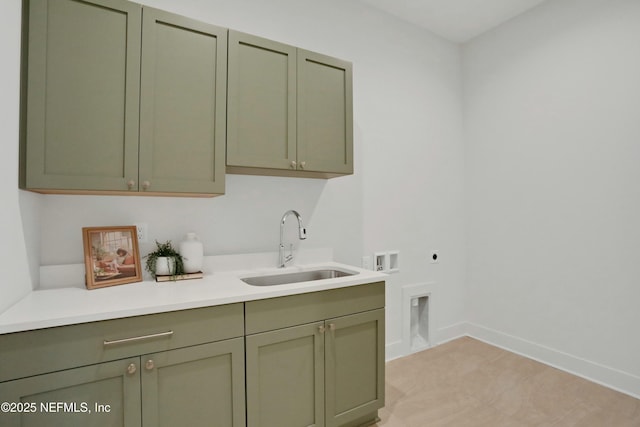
left=0, top=357, right=141, bottom=427
left=141, top=338, right=245, bottom=427
left=227, top=31, right=297, bottom=171
left=22, top=0, right=141, bottom=192
left=139, top=8, right=227, bottom=195
left=325, top=309, right=385, bottom=427
left=246, top=323, right=325, bottom=427
left=297, top=50, right=353, bottom=175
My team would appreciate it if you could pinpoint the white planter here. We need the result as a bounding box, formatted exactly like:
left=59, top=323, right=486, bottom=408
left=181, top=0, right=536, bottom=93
left=155, top=256, right=176, bottom=276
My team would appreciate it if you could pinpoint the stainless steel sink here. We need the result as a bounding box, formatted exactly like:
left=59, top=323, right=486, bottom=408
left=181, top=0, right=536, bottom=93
left=241, top=268, right=357, bottom=286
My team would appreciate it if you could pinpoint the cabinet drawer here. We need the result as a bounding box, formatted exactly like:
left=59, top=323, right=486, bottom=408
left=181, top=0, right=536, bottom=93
left=0, top=303, right=243, bottom=383
left=245, top=282, right=384, bottom=335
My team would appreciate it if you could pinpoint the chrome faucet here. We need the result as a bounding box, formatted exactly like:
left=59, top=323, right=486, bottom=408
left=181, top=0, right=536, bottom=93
left=279, top=210, right=307, bottom=268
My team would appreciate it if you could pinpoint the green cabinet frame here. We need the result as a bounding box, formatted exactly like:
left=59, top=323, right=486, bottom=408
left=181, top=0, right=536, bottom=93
left=0, top=357, right=142, bottom=427
left=142, top=339, right=246, bottom=427
left=20, top=0, right=142, bottom=194
left=0, top=283, right=383, bottom=427
left=246, top=323, right=325, bottom=427
left=227, top=31, right=353, bottom=179
left=138, top=7, right=227, bottom=195
left=0, top=304, right=245, bottom=427
left=246, top=310, right=384, bottom=427
left=0, top=339, right=245, bottom=427
left=227, top=31, right=297, bottom=171
left=244, top=283, right=385, bottom=427
left=297, top=50, right=353, bottom=176
left=325, top=309, right=385, bottom=427
left=20, top=0, right=227, bottom=196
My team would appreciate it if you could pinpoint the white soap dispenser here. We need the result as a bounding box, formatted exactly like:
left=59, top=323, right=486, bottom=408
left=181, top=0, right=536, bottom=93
left=179, top=232, right=204, bottom=273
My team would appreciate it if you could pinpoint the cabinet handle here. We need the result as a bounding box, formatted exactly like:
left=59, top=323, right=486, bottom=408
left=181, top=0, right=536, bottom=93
left=127, top=363, right=137, bottom=375
left=145, top=359, right=155, bottom=371
left=104, top=330, right=174, bottom=347
left=127, top=180, right=136, bottom=190
left=290, top=161, right=297, bottom=169
left=329, top=323, right=336, bottom=331
left=142, top=180, right=151, bottom=190
left=318, top=325, right=325, bottom=334
left=299, top=161, right=306, bottom=170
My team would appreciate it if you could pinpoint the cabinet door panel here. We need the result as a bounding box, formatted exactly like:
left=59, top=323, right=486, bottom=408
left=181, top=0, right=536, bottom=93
left=139, top=8, right=227, bottom=194
left=297, top=50, right=353, bottom=175
left=246, top=323, right=324, bottom=427
left=325, top=309, right=385, bottom=427
left=227, top=31, right=297, bottom=170
left=23, top=0, right=141, bottom=191
left=141, top=339, right=245, bottom=427
left=0, top=357, right=141, bottom=427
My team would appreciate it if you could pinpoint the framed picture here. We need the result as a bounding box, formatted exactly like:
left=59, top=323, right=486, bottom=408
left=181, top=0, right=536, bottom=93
left=82, top=226, right=142, bottom=290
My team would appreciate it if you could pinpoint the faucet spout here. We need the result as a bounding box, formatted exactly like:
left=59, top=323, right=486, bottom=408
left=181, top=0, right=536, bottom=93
left=279, top=210, right=307, bottom=268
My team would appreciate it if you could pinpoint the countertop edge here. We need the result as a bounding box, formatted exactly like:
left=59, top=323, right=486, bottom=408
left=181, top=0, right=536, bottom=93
left=0, top=262, right=387, bottom=335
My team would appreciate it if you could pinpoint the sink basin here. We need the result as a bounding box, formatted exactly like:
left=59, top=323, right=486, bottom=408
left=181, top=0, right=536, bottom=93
left=241, top=268, right=357, bottom=286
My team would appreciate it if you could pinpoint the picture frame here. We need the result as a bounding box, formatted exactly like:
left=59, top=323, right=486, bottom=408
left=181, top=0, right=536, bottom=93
left=82, top=226, right=142, bottom=290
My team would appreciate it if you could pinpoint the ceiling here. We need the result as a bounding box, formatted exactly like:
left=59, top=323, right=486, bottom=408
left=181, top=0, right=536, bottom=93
left=356, top=0, right=549, bottom=43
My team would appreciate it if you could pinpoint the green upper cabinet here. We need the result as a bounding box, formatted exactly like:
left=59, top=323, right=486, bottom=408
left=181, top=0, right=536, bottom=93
left=138, top=8, right=227, bottom=195
left=297, top=50, right=353, bottom=176
left=20, top=0, right=227, bottom=196
left=227, top=31, right=353, bottom=178
left=226, top=31, right=297, bottom=171
left=20, top=0, right=142, bottom=194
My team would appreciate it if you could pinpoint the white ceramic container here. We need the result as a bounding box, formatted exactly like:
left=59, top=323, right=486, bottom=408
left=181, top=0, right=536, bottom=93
left=179, top=232, right=204, bottom=273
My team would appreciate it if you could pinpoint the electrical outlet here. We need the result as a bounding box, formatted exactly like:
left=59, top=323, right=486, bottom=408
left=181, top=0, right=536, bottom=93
left=362, top=255, right=372, bottom=270
left=429, top=250, right=439, bottom=264
left=134, top=223, right=148, bottom=243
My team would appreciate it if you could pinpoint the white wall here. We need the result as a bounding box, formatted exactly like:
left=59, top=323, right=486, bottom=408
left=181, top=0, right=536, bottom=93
left=464, top=0, right=640, bottom=395
left=4, top=0, right=637, bottom=397
left=0, top=0, right=34, bottom=313
left=5, top=0, right=466, bottom=357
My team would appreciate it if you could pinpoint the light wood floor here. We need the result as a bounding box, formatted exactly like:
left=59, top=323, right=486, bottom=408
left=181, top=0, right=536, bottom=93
left=375, top=337, right=640, bottom=426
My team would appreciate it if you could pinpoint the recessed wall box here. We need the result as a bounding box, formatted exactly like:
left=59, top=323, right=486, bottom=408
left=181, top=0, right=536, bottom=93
left=388, top=251, right=399, bottom=273
left=374, top=252, right=387, bottom=272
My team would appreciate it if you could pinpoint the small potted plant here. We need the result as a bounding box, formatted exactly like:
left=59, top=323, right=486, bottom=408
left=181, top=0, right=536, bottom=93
left=144, top=240, right=185, bottom=279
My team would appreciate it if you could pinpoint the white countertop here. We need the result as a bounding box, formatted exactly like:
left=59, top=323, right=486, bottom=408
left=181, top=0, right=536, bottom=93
left=0, top=262, right=386, bottom=335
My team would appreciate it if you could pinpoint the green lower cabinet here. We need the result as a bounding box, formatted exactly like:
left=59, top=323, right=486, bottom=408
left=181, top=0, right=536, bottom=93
left=0, top=339, right=245, bottom=427
left=325, top=309, right=385, bottom=427
left=0, top=357, right=142, bottom=427
left=245, top=309, right=384, bottom=427
left=246, top=322, right=325, bottom=427
left=141, top=338, right=246, bottom=427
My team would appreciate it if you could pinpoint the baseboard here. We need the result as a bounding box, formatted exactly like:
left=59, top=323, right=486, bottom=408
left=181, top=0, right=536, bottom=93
left=384, top=322, right=467, bottom=362
left=385, top=340, right=404, bottom=362
left=466, top=322, right=640, bottom=399
left=436, top=321, right=468, bottom=345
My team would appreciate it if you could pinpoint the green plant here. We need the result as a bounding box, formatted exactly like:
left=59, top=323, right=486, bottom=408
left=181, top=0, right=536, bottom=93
left=144, top=240, right=184, bottom=279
